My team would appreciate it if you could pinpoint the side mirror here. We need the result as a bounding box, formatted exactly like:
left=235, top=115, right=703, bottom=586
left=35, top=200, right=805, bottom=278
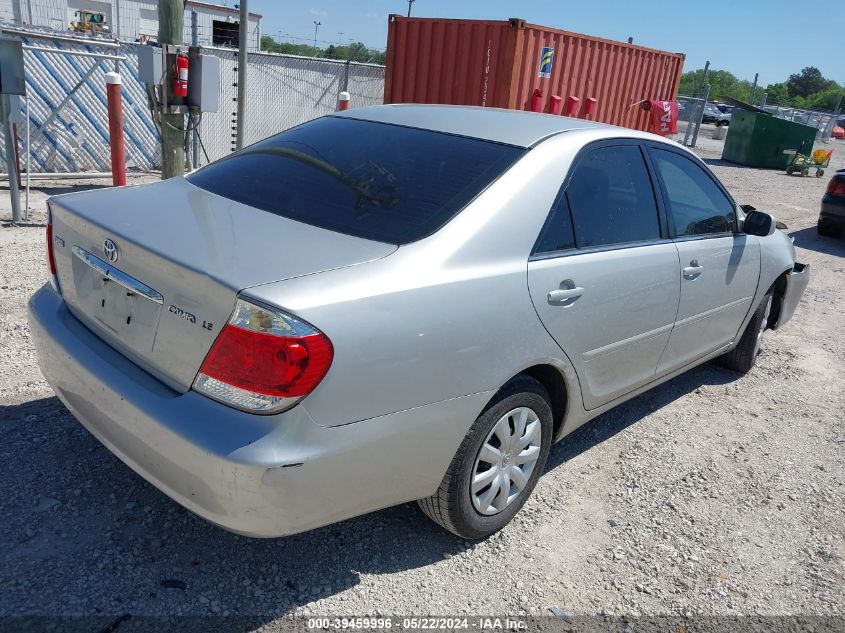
left=743, top=211, right=776, bottom=237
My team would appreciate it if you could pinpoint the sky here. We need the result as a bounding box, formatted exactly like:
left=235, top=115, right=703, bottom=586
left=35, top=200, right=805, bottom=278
left=245, top=0, right=845, bottom=86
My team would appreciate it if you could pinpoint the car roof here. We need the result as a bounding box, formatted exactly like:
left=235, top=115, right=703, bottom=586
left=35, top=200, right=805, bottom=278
left=331, top=104, right=610, bottom=148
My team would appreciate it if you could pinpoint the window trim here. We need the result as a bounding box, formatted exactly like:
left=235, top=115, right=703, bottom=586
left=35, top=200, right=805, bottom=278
left=643, top=141, right=739, bottom=238
left=530, top=237, right=675, bottom=262
left=530, top=138, right=670, bottom=259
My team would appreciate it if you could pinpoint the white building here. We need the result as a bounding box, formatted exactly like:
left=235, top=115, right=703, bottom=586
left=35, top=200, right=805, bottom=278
left=0, top=0, right=262, bottom=50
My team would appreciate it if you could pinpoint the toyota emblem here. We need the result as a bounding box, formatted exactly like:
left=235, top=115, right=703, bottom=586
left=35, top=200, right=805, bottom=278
left=103, top=239, right=119, bottom=263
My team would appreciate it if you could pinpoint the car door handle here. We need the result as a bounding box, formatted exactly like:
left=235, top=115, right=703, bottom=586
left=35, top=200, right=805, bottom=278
left=683, top=260, right=703, bottom=280
left=548, top=287, right=584, bottom=304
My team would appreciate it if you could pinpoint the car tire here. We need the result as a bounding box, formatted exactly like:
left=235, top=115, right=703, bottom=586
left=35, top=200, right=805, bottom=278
left=817, top=221, right=836, bottom=237
left=716, top=292, right=773, bottom=373
left=418, top=375, right=553, bottom=540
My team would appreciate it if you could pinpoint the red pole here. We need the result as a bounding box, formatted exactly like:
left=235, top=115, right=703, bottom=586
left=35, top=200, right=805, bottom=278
left=12, top=123, right=22, bottom=176
left=105, top=72, right=126, bottom=186
left=337, top=91, right=350, bottom=111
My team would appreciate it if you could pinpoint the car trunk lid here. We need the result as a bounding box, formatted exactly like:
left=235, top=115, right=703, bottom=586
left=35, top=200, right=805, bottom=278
left=49, top=177, right=396, bottom=392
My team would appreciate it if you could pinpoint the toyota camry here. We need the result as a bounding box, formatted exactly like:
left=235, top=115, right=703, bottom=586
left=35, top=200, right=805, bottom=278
left=29, top=105, right=809, bottom=539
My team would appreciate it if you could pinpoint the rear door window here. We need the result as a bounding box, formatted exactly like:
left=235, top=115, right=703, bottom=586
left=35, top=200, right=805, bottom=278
left=565, top=145, right=661, bottom=248
left=187, top=116, right=525, bottom=245
left=649, top=148, right=736, bottom=236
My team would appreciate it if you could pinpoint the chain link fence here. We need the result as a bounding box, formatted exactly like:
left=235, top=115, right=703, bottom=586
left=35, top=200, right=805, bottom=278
left=760, top=102, right=843, bottom=142
left=0, top=29, right=386, bottom=173
left=198, top=47, right=385, bottom=163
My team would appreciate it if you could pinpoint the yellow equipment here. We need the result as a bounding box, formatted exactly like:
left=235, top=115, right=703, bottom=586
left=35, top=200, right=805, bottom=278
left=71, top=10, right=110, bottom=36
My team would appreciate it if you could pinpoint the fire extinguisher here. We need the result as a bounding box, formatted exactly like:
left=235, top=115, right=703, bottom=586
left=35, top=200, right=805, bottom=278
left=173, top=53, right=189, bottom=98
left=530, top=88, right=544, bottom=113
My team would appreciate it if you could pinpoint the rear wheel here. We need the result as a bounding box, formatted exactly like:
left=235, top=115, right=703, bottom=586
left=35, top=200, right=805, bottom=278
left=716, top=292, right=772, bottom=373
left=418, top=376, right=553, bottom=539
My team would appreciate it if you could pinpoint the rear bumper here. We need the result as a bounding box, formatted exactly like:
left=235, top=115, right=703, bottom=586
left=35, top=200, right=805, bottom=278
left=28, top=284, right=490, bottom=537
left=773, top=263, right=810, bottom=329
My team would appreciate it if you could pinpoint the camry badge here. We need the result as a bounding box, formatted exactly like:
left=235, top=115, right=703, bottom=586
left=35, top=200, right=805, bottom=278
left=103, top=239, right=119, bottom=263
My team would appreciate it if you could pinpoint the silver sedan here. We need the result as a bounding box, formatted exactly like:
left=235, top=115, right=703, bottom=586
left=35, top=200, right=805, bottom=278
left=29, top=105, right=809, bottom=539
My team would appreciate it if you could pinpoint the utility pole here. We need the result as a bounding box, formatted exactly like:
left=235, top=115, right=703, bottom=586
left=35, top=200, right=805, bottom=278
left=191, top=10, right=200, bottom=168
left=158, top=0, right=185, bottom=179
left=407, top=0, right=415, bottom=17
left=312, top=20, right=321, bottom=49
left=699, top=60, right=710, bottom=96
left=750, top=72, right=759, bottom=105
left=235, top=0, right=247, bottom=149
left=0, top=96, right=22, bottom=222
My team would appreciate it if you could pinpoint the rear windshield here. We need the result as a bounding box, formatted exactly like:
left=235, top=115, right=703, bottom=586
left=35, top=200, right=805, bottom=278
left=187, top=116, right=525, bottom=245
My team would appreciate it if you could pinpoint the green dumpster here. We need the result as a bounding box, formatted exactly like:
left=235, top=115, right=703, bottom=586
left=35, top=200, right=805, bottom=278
left=722, top=109, right=817, bottom=169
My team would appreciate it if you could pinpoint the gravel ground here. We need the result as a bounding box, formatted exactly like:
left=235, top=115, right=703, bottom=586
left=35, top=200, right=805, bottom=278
left=1, top=136, right=844, bottom=627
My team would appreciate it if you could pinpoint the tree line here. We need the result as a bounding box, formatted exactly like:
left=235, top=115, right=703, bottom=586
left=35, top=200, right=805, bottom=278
left=679, top=66, right=843, bottom=111
left=260, top=35, right=386, bottom=64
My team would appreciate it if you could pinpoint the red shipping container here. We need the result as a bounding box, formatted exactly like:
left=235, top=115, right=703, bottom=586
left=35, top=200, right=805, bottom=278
left=384, top=16, right=685, bottom=132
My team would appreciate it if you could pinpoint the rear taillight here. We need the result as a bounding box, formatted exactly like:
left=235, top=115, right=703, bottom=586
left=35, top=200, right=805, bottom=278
left=826, top=177, right=845, bottom=197
left=193, top=298, right=333, bottom=413
left=46, top=215, right=60, bottom=294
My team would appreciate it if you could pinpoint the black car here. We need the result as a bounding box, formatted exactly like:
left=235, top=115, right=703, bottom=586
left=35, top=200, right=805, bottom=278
left=818, top=169, right=845, bottom=236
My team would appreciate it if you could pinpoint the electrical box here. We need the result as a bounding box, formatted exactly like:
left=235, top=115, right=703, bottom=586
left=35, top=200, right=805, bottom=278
left=0, top=37, right=26, bottom=95
left=187, top=52, right=220, bottom=113
left=138, top=44, right=163, bottom=85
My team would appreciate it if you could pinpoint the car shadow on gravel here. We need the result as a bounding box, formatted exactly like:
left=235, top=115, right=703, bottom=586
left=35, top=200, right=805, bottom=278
left=0, top=397, right=473, bottom=622
left=0, top=362, right=745, bottom=622
left=545, top=362, right=738, bottom=472
left=790, top=226, right=845, bottom=257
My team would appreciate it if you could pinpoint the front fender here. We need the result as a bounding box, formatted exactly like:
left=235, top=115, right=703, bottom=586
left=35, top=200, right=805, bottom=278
left=771, top=263, right=810, bottom=329
left=759, top=229, right=806, bottom=329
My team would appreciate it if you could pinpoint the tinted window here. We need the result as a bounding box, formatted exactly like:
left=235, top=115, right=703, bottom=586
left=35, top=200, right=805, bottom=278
left=534, top=192, right=575, bottom=254
left=565, top=145, right=660, bottom=248
left=187, top=117, right=524, bottom=245
left=651, top=149, right=736, bottom=236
